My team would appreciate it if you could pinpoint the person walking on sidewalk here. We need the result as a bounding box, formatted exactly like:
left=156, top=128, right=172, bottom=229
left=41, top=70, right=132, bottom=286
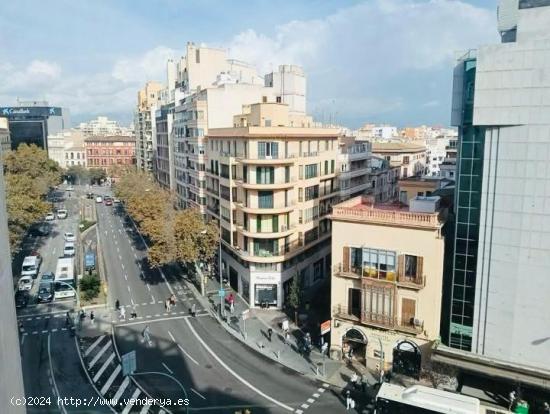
left=350, top=372, right=359, bottom=390
left=267, top=328, right=273, bottom=342
left=119, top=306, right=126, bottom=320
left=345, top=390, right=352, bottom=410
left=90, top=311, right=95, bottom=324
left=130, top=308, right=137, bottom=319
left=165, top=298, right=171, bottom=312
left=115, top=299, right=120, bottom=311
left=191, top=303, right=196, bottom=317
left=170, top=294, right=176, bottom=307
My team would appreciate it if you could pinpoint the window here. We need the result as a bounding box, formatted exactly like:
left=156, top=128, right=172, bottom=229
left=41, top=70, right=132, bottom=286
left=258, top=142, right=279, bottom=159
left=265, top=119, right=272, bottom=127
left=285, top=166, right=290, bottom=183
left=324, top=160, right=328, bottom=175
left=313, top=259, right=323, bottom=281
left=258, top=191, right=273, bottom=208
left=305, top=185, right=319, bottom=201
left=304, top=164, right=318, bottom=179
left=405, top=255, right=418, bottom=277
left=276, top=96, right=282, bottom=103
left=331, top=160, right=335, bottom=174
left=304, top=227, right=319, bottom=244
left=348, top=247, right=396, bottom=280
left=256, top=167, right=274, bottom=184
left=403, top=156, right=410, bottom=164
left=220, top=185, right=231, bottom=201
left=220, top=164, right=229, bottom=178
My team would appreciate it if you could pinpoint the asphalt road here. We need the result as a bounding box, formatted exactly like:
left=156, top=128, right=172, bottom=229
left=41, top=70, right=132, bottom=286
left=17, top=185, right=111, bottom=413
left=93, top=189, right=348, bottom=413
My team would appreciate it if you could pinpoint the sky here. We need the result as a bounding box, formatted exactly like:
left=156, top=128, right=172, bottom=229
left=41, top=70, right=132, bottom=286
left=0, top=0, right=499, bottom=129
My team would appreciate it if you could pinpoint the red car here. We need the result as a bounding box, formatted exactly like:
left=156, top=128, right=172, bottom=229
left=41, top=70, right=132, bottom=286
left=105, top=199, right=113, bottom=206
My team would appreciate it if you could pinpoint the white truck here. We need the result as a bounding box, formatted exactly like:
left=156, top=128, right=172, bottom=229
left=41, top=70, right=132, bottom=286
left=54, top=257, right=75, bottom=299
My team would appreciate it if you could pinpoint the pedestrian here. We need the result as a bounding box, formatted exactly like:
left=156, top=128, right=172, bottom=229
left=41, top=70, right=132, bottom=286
left=267, top=328, right=273, bottom=342
left=544, top=402, right=550, bottom=414
left=130, top=309, right=137, bottom=319
left=165, top=298, right=171, bottom=312
left=509, top=390, right=516, bottom=411
left=361, top=373, right=368, bottom=393
left=170, top=294, right=176, bottom=307
left=285, top=332, right=290, bottom=345
left=142, top=325, right=151, bottom=343
left=65, top=311, right=71, bottom=326
left=119, top=306, right=126, bottom=320
left=350, top=372, right=359, bottom=390
left=115, top=299, right=120, bottom=311
left=191, top=303, right=196, bottom=317
left=346, top=390, right=352, bottom=410
left=230, top=301, right=234, bottom=313
left=90, top=311, right=95, bottom=324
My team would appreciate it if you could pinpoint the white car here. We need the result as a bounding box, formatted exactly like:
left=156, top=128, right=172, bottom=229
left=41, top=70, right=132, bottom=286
left=113, top=198, right=120, bottom=204
left=18, top=276, right=34, bottom=291
left=63, top=242, right=76, bottom=257
left=66, top=186, right=74, bottom=192
left=45, top=212, right=55, bottom=221
left=57, top=209, right=68, bottom=219
left=96, top=196, right=103, bottom=203
left=64, top=232, right=76, bottom=243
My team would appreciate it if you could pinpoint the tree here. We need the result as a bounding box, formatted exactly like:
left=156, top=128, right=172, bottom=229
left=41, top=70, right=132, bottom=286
left=2, top=144, right=61, bottom=252
left=288, top=271, right=302, bottom=326
left=80, top=274, right=100, bottom=301
left=173, top=209, right=218, bottom=263
left=88, top=168, right=107, bottom=185
left=65, top=165, right=89, bottom=185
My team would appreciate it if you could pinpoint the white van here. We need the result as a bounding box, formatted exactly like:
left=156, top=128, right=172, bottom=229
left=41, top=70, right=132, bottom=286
left=57, top=209, right=68, bottom=219
left=21, top=255, right=42, bottom=279
left=63, top=242, right=76, bottom=257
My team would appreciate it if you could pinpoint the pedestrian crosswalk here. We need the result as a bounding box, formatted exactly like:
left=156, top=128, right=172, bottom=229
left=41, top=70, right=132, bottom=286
left=79, top=335, right=165, bottom=413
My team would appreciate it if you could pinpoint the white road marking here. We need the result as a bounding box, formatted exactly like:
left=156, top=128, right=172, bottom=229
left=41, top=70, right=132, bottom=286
left=151, top=296, right=155, bottom=303
left=313, top=393, right=320, bottom=398
left=42, top=329, right=49, bottom=334
left=100, top=364, right=121, bottom=395
left=184, top=318, right=294, bottom=412
left=191, top=388, right=206, bottom=400
left=307, top=398, right=315, bottom=403
left=121, top=263, right=125, bottom=270
left=52, top=248, right=56, bottom=255
left=119, top=255, right=122, bottom=260
left=89, top=341, right=112, bottom=369
left=93, top=352, right=116, bottom=382
left=21, top=334, right=26, bottom=346
left=318, top=388, right=325, bottom=393
left=117, top=247, right=120, bottom=253
left=112, top=376, right=130, bottom=402
left=142, top=302, right=148, bottom=306
left=131, top=298, right=135, bottom=306
left=134, top=253, right=137, bottom=259
left=127, top=286, right=131, bottom=293
left=177, top=343, right=199, bottom=366
left=51, top=329, right=57, bottom=333
left=301, top=403, right=309, bottom=409
left=146, top=283, right=151, bottom=291
left=168, top=331, right=176, bottom=342
left=295, top=410, right=303, bottom=414
left=139, top=404, right=151, bottom=414
left=323, top=383, right=329, bottom=388
left=48, top=335, right=68, bottom=414
left=162, top=362, right=173, bottom=374
left=122, top=388, right=141, bottom=414
left=85, top=335, right=106, bottom=357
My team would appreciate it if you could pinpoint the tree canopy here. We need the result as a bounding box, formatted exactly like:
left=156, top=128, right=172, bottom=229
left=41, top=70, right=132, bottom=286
left=114, top=171, right=218, bottom=267
left=2, top=144, right=62, bottom=252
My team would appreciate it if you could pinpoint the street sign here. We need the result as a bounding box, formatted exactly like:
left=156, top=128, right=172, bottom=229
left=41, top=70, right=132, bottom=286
left=242, top=309, right=250, bottom=320
left=218, top=289, right=226, bottom=298
left=121, top=350, right=136, bottom=376
left=320, top=320, right=331, bottom=335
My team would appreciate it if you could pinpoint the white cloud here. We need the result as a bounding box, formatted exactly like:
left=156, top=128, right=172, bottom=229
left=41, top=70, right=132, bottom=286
left=112, top=46, right=179, bottom=84
left=226, top=0, right=498, bottom=126
left=27, top=60, right=61, bottom=78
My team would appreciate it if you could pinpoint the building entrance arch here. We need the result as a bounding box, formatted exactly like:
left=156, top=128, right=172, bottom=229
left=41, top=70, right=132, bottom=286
left=342, top=328, right=367, bottom=365
left=392, top=339, right=421, bottom=379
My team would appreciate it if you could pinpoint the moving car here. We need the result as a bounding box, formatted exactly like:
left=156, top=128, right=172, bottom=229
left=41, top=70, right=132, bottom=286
left=15, top=291, right=30, bottom=308
left=45, top=212, right=55, bottom=221
left=96, top=196, right=103, bottom=203
left=66, top=186, right=74, bottom=191
left=37, top=282, right=54, bottom=303
left=57, top=209, right=68, bottom=219
left=18, top=275, right=34, bottom=291
left=63, top=242, right=76, bottom=257
left=41, top=271, right=55, bottom=283
left=21, top=255, right=42, bottom=279
left=64, top=232, right=76, bottom=243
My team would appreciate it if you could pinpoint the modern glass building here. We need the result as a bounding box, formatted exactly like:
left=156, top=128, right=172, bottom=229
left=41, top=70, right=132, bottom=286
left=446, top=52, right=486, bottom=351
left=0, top=102, right=70, bottom=151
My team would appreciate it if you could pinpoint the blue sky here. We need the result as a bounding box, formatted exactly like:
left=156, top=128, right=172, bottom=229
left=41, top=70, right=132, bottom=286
left=0, top=0, right=498, bottom=128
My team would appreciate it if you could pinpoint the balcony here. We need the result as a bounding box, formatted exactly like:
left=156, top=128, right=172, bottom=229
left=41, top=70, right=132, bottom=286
left=397, top=274, right=425, bottom=290
left=237, top=223, right=297, bottom=239
left=239, top=177, right=297, bottom=190
left=334, top=263, right=425, bottom=290
left=206, top=186, right=219, bottom=196
left=235, top=154, right=297, bottom=165
left=332, top=305, right=423, bottom=334
left=236, top=200, right=296, bottom=214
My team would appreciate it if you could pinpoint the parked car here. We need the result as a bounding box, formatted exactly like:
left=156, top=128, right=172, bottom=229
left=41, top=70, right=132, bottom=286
left=18, top=275, right=34, bottom=291
left=14, top=290, right=30, bottom=308
left=45, top=212, right=55, bottom=221
left=64, top=232, right=76, bottom=243
left=105, top=199, right=113, bottom=206
left=113, top=198, right=120, bottom=204
left=66, top=186, right=74, bottom=192
left=63, top=242, right=76, bottom=257
left=96, top=196, right=103, bottom=203
left=57, top=209, right=68, bottom=219
left=41, top=271, right=55, bottom=283
left=37, top=282, right=54, bottom=303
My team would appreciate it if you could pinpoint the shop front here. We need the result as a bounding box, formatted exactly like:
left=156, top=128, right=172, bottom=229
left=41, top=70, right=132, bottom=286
left=252, top=272, right=281, bottom=308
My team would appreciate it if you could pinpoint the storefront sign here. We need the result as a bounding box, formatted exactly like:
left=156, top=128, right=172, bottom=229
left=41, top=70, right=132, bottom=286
left=320, top=320, right=331, bottom=335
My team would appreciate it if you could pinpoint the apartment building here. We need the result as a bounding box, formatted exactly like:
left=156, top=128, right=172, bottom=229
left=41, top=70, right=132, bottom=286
left=337, top=140, right=372, bottom=201
left=367, top=156, right=400, bottom=202
left=84, top=135, right=136, bottom=180
left=47, top=129, right=87, bottom=168
left=77, top=116, right=132, bottom=137
left=0, top=117, right=11, bottom=153
left=205, top=103, right=339, bottom=308
left=371, top=142, right=427, bottom=179
left=135, top=81, right=162, bottom=172
left=398, top=176, right=454, bottom=206
left=330, top=195, right=447, bottom=376
left=439, top=137, right=458, bottom=180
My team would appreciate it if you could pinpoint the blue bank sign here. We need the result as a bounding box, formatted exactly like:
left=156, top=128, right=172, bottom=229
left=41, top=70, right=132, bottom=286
left=1, top=107, right=61, bottom=117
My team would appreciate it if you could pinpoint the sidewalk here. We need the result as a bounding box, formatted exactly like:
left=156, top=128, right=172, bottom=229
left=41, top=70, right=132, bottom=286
left=187, top=267, right=377, bottom=391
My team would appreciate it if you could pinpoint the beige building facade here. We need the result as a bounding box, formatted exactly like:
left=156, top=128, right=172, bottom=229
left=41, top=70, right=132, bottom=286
left=0, top=117, right=10, bottom=153
left=330, top=195, right=446, bottom=374
left=135, top=81, right=162, bottom=172
left=206, top=103, right=339, bottom=308
left=372, top=142, right=427, bottom=179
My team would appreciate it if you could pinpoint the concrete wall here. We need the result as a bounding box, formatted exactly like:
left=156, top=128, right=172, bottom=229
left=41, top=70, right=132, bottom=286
left=0, top=145, right=26, bottom=412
